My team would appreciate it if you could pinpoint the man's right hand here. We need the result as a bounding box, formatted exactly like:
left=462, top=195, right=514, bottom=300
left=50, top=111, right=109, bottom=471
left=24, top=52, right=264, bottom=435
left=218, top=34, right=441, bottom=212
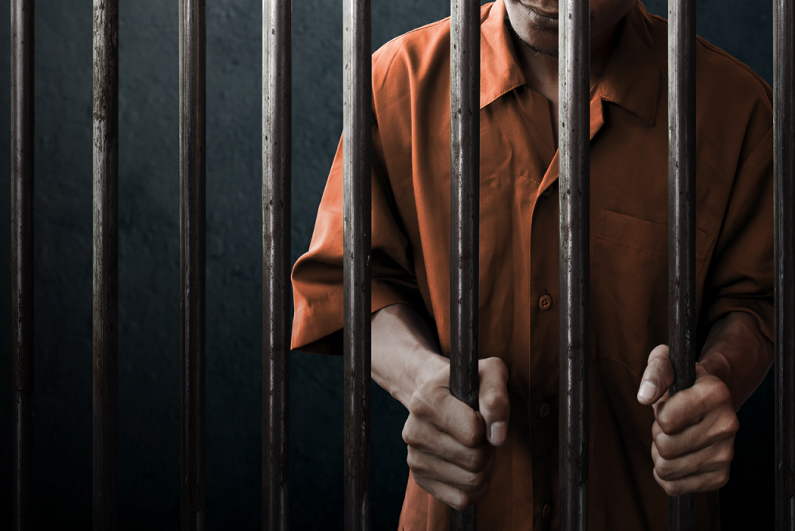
left=401, top=357, right=510, bottom=511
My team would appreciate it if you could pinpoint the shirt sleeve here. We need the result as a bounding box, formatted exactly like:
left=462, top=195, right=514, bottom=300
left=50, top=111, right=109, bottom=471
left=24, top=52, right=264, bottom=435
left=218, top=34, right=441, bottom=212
left=702, top=122, right=775, bottom=343
left=290, top=123, right=423, bottom=355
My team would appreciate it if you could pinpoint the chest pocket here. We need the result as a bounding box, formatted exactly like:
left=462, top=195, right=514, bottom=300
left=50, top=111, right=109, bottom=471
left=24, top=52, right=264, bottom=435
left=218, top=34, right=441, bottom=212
left=590, top=209, right=715, bottom=375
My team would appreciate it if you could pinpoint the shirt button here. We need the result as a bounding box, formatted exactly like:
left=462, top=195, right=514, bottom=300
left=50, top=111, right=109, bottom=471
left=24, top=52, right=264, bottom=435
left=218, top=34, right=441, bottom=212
left=543, top=502, right=552, bottom=519
left=541, top=186, right=553, bottom=197
left=539, top=402, right=551, bottom=419
left=538, top=294, right=553, bottom=311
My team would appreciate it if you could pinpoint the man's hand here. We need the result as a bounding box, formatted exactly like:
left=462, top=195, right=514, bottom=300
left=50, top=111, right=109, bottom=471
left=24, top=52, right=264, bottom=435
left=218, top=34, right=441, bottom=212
left=637, top=344, right=739, bottom=496
left=402, top=357, right=509, bottom=511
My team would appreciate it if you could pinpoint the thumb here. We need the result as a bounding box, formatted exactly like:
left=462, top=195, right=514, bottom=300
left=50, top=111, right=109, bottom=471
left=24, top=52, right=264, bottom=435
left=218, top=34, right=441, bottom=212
left=637, top=344, right=675, bottom=406
left=478, top=357, right=510, bottom=446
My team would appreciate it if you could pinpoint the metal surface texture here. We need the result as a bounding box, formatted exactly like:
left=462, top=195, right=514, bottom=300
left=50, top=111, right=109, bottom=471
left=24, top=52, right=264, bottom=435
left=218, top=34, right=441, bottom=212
left=11, top=0, right=34, bottom=529
left=179, top=1, right=207, bottom=529
left=448, top=0, right=481, bottom=529
left=558, top=1, right=590, bottom=530
left=262, top=0, right=292, bottom=529
left=93, top=0, right=119, bottom=528
left=775, top=0, right=795, bottom=528
left=342, top=0, right=372, bottom=529
left=667, top=0, right=697, bottom=528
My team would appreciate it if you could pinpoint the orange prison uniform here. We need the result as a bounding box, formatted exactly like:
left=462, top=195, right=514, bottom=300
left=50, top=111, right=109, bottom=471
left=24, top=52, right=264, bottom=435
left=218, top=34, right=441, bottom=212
left=290, top=1, right=775, bottom=529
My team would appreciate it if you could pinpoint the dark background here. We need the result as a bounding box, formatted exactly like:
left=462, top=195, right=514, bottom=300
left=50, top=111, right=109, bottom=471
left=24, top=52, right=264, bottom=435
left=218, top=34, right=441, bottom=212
left=0, top=0, right=775, bottom=529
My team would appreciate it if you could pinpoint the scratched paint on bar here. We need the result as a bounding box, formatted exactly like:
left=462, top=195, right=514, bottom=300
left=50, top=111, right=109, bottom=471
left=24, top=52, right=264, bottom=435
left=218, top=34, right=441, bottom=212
left=667, top=0, right=697, bottom=529
left=448, top=0, right=481, bottom=530
left=11, top=0, right=35, bottom=529
left=342, top=0, right=372, bottom=530
left=558, top=0, right=590, bottom=530
left=262, top=0, right=292, bottom=530
left=92, top=0, right=120, bottom=529
left=179, top=1, right=207, bottom=530
left=774, top=0, right=795, bottom=529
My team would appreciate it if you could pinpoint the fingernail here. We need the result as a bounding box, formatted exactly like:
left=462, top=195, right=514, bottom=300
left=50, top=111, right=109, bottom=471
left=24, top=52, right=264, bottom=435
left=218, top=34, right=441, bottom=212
left=490, top=421, right=506, bottom=445
left=638, top=380, right=656, bottom=402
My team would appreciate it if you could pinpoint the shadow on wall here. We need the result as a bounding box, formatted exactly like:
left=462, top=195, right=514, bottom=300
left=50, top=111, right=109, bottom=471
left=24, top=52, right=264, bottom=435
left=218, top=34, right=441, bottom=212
left=0, top=0, right=773, bottom=529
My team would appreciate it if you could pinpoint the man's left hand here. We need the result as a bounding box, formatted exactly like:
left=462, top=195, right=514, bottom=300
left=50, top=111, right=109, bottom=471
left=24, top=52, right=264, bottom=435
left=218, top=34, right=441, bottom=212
left=637, top=344, right=739, bottom=496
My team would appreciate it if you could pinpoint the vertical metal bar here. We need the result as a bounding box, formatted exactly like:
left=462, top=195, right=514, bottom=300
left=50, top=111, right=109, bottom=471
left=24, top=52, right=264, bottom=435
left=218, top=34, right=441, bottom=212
left=179, top=1, right=206, bottom=529
left=342, top=0, right=371, bottom=529
left=11, top=1, right=34, bottom=529
left=449, top=0, right=480, bottom=530
left=558, top=0, right=590, bottom=530
left=93, top=1, right=119, bottom=529
left=775, top=0, right=795, bottom=528
left=667, top=0, right=697, bottom=529
left=263, top=0, right=291, bottom=529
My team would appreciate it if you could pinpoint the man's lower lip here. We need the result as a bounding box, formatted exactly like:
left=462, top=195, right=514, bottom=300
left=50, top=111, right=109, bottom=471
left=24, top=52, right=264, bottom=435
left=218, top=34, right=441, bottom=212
left=520, top=3, right=560, bottom=28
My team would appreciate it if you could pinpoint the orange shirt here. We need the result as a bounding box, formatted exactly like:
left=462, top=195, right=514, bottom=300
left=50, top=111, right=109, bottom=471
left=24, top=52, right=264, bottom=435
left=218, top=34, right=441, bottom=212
left=290, top=1, right=774, bottom=529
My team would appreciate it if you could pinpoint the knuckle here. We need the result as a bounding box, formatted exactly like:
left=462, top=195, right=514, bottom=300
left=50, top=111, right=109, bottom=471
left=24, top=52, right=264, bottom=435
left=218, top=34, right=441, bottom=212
left=655, top=439, right=673, bottom=460
left=409, top=392, right=433, bottom=418
left=480, top=389, right=507, bottom=413
left=468, top=447, right=488, bottom=471
left=406, top=450, right=419, bottom=472
left=654, top=458, right=672, bottom=480
left=460, top=415, right=483, bottom=448
left=402, top=419, right=418, bottom=446
left=716, top=444, right=735, bottom=466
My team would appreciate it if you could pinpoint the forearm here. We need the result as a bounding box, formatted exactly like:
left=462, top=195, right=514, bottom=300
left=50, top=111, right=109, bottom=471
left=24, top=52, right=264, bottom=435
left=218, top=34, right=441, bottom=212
left=371, top=303, right=448, bottom=408
left=698, top=311, right=774, bottom=411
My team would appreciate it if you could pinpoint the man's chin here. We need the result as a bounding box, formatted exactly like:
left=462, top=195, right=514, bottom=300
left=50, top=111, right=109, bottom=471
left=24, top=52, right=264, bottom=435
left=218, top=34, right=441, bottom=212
left=506, top=16, right=560, bottom=57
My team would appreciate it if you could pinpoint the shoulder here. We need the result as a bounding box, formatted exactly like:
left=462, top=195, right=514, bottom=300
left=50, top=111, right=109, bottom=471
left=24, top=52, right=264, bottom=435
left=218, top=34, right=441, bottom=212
left=644, top=11, right=771, bottom=107
left=371, top=14, right=452, bottom=97
left=644, top=10, right=772, bottom=160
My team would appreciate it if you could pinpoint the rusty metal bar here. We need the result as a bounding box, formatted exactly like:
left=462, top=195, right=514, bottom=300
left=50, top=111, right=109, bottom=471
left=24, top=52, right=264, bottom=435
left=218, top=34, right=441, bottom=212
left=558, top=0, right=590, bottom=530
left=262, top=0, right=292, bottom=529
left=667, top=0, right=697, bottom=529
left=93, top=0, right=119, bottom=529
left=11, top=0, right=34, bottom=529
left=775, top=0, right=795, bottom=528
left=448, top=0, right=480, bottom=530
left=342, top=0, right=372, bottom=529
left=179, top=0, right=206, bottom=529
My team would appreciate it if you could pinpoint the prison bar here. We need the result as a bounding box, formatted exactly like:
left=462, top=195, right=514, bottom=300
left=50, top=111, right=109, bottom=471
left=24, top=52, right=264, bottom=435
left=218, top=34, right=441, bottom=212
left=179, top=0, right=207, bottom=529
left=667, top=0, right=698, bottom=528
left=557, top=0, right=591, bottom=530
left=774, top=0, right=795, bottom=529
left=343, top=0, right=372, bottom=529
left=263, top=0, right=292, bottom=530
left=92, top=0, right=119, bottom=529
left=448, top=0, right=481, bottom=530
left=11, top=1, right=35, bottom=529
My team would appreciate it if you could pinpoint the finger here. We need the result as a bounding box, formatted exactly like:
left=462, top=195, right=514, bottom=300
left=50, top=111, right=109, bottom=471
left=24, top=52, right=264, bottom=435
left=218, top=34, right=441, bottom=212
left=655, top=370, right=735, bottom=435
left=651, top=438, right=734, bottom=482
left=409, top=382, right=487, bottom=448
left=402, top=415, right=493, bottom=473
left=478, top=357, right=510, bottom=446
left=407, top=444, right=496, bottom=493
left=412, top=474, right=492, bottom=512
left=652, top=464, right=731, bottom=497
left=638, top=344, right=675, bottom=405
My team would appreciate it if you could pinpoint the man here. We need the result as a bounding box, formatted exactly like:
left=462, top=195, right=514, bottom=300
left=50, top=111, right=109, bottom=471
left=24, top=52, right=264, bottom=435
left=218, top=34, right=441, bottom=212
left=290, top=0, right=774, bottom=529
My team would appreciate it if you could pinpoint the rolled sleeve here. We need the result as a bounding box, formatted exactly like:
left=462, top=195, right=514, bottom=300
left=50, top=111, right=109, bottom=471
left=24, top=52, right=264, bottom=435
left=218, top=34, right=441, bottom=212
left=291, top=127, right=422, bottom=355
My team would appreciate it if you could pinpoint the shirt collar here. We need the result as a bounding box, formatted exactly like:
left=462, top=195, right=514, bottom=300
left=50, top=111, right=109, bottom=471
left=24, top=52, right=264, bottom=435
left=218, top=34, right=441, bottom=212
left=480, top=0, right=660, bottom=126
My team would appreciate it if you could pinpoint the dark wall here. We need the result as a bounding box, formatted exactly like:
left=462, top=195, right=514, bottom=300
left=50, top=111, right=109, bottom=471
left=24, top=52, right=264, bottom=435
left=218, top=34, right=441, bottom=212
left=0, top=1, right=774, bottom=529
